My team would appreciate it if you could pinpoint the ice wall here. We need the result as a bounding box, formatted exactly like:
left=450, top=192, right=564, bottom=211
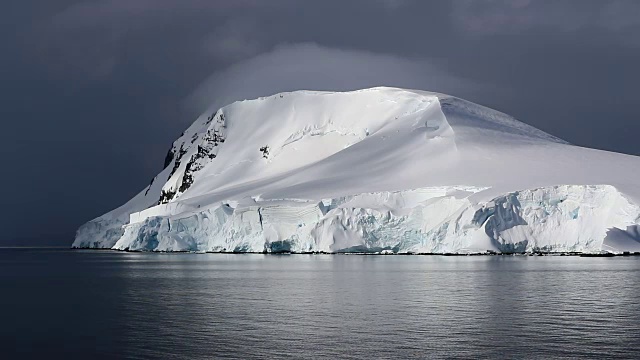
left=90, top=185, right=640, bottom=253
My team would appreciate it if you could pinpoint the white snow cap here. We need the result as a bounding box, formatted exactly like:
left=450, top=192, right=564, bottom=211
left=73, top=87, right=640, bottom=254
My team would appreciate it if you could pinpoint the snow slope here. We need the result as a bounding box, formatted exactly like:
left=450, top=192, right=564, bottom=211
left=73, top=87, right=640, bottom=253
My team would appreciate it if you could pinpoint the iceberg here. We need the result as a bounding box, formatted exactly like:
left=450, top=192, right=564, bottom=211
left=73, top=87, right=640, bottom=253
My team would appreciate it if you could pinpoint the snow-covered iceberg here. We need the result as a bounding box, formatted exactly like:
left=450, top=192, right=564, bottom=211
left=73, top=87, right=640, bottom=253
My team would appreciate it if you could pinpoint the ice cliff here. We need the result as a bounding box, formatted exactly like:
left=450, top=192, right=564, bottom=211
left=73, top=87, right=640, bottom=253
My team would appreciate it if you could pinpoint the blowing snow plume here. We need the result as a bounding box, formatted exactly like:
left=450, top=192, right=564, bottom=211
left=187, top=43, right=478, bottom=114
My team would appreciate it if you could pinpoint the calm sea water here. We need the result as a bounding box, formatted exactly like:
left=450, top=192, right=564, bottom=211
left=2, top=248, right=640, bottom=359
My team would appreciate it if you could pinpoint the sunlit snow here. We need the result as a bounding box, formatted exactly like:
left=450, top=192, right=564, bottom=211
left=73, top=87, right=640, bottom=253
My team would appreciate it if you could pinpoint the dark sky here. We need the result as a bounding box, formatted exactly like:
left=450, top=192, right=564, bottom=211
left=3, top=0, right=640, bottom=245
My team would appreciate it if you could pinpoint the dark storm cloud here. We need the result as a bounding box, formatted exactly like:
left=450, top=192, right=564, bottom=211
left=452, top=0, right=640, bottom=39
left=2, top=0, right=639, bottom=245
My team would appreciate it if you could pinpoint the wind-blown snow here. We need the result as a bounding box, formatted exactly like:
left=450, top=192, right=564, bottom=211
left=73, top=87, right=640, bottom=253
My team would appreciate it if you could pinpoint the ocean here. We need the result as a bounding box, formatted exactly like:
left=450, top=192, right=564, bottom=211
left=2, top=248, right=640, bottom=359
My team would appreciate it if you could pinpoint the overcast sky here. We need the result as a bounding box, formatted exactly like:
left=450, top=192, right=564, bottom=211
left=3, top=0, right=640, bottom=245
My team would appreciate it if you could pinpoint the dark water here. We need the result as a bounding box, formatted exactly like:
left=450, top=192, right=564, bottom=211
left=2, top=249, right=640, bottom=359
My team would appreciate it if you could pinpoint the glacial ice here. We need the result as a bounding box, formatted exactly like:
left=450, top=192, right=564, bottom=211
left=73, top=87, right=640, bottom=253
left=99, top=185, right=640, bottom=254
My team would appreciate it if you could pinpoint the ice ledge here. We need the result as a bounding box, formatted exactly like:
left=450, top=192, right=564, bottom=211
left=73, top=184, right=640, bottom=254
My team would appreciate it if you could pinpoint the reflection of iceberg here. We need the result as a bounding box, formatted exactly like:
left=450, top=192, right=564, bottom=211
left=72, top=87, right=640, bottom=253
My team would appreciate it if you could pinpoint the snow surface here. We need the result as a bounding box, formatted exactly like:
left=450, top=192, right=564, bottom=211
left=73, top=87, right=640, bottom=253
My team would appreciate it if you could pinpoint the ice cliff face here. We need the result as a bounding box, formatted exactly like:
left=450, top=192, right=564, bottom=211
left=73, top=87, right=640, bottom=253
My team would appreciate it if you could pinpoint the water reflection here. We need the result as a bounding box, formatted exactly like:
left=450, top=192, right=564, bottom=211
left=2, top=250, right=640, bottom=359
